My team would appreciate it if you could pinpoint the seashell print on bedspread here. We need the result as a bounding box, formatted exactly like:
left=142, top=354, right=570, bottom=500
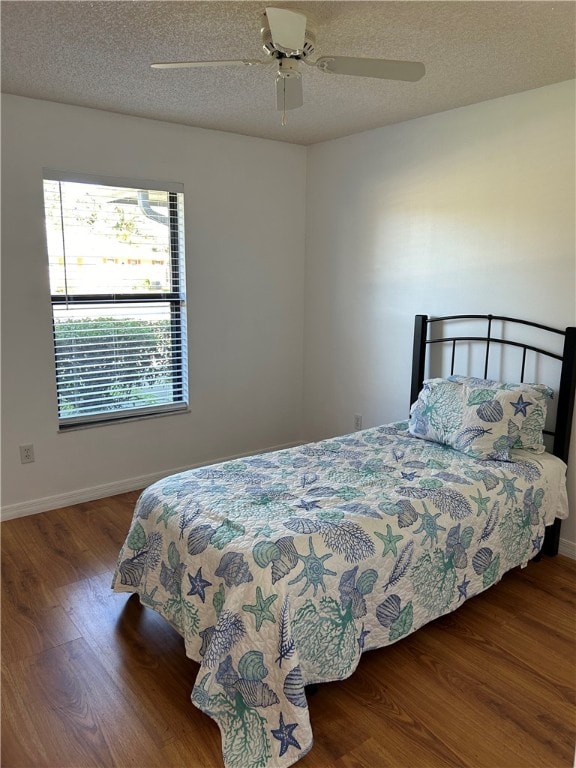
left=112, top=422, right=568, bottom=768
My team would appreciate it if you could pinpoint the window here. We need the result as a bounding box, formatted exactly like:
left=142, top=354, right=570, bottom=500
left=42, top=172, right=188, bottom=428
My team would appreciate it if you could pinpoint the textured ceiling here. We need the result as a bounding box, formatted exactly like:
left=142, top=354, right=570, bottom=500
left=1, top=1, right=575, bottom=145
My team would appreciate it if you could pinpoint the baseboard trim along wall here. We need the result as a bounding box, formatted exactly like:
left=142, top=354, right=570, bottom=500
left=1, top=441, right=302, bottom=522
left=559, top=537, right=576, bottom=560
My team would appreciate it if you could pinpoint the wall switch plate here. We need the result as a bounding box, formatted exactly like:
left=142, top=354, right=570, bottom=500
left=19, top=444, right=35, bottom=464
left=354, top=414, right=362, bottom=431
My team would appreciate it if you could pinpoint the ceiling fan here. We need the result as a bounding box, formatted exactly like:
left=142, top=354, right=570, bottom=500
left=151, top=7, right=425, bottom=119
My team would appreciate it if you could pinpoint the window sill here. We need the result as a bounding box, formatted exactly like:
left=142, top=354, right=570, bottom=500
left=58, top=405, right=190, bottom=432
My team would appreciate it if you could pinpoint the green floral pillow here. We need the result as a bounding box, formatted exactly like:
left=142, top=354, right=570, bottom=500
left=409, top=379, right=463, bottom=446
left=409, top=378, right=548, bottom=460
left=447, top=375, right=551, bottom=453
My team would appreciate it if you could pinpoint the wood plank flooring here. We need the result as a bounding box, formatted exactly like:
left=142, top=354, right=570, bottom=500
left=2, top=491, right=575, bottom=768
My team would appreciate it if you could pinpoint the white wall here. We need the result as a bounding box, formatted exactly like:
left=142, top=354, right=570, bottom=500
left=303, top=81, right=576, bottom=552
left=1, top=95, right=307, bottom=514
left=3, top=83, right=575, bottom=554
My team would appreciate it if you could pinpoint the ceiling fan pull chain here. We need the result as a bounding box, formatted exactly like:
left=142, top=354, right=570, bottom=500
left=281, top=77, right=287, bottom=125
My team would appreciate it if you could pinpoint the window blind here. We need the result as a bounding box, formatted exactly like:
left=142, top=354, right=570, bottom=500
left=43, top=175, right=188, bottom=427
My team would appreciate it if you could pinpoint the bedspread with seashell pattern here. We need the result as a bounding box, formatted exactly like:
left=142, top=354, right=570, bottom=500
left=112, top=422, right=568, bottom=768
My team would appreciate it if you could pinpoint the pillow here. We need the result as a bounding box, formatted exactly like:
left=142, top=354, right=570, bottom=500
left=409, top=378, right=463, bottom=447
left=409, top=378, right=548, bottom=460
left=447, top=375, right=551, bottom=453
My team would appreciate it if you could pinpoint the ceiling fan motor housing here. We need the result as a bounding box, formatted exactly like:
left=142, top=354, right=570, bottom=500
left=261, top=14, right=316, bottom=59
left=277, top=58, right=300, bottom=78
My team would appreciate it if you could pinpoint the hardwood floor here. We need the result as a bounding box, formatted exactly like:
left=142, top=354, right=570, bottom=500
left=2, top=492, right=575, bottom=768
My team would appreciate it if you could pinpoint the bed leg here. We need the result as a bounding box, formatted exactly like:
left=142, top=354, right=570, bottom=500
left=542, top=519, right=561, bottom=557
left=305, top=684, right=320, bottom=697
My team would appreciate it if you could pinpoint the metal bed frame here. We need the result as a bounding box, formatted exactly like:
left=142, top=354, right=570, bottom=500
left=410, top=314, right=576, bottom=557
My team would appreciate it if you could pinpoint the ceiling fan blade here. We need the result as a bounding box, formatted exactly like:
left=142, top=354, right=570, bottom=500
left=266, top=7, right=307, bottom=54
left=315, top=56, right=425, bottom=82
left=151, top=59, right=264, bottom=69
left=276, top=70, right=303, bottom=111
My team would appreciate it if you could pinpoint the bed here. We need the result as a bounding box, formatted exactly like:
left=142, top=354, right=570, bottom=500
left=112, top=314, right=576, bottom=768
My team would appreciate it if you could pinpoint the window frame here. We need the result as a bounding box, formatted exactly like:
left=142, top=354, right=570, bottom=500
left=43, top=170, right=189, bottom=430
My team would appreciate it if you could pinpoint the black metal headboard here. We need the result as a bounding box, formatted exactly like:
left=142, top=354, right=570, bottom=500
left=410, top=314, right=576, bottom=556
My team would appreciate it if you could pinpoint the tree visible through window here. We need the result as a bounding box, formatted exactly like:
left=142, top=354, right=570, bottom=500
left=42, top=172, right=188, bottom=427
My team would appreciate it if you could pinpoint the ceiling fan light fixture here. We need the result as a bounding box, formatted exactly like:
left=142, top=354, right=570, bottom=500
left=261, top=10, right=316, bottom=59
left=265, top=7, right=307, bottom=56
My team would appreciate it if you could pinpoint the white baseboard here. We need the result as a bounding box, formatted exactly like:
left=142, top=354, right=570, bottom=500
left=1, top=441, right=301, bottom=522
left=559, top=537, right=576, bottom=559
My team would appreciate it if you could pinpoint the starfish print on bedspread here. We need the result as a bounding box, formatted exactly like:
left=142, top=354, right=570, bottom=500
left=498, top=476, right=520, bottom=504
left=296, top=498, right=321, bottom=511
left=187, top=567, right=212, bottom=603
left=242, top=586, right=278, bottom=631
left=271, top=712, right=301, bottom=757
left=254, top=523, right=274, bottom=538
left=374, top=524, right=403, bottom=557
left=470, top=488, right=490, bottom=516
left=457, top=575, right=470, bottom=600
left=156, top=503, right=179, bottom=528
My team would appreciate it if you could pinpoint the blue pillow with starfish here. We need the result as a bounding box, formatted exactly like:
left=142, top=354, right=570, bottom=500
left=448, top=375, right=551, bottom=454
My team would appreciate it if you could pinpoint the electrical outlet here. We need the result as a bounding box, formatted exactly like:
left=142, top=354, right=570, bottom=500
left=19, top=444, right=35, bottom=464
left=354, top=414, right=362, bottom=431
